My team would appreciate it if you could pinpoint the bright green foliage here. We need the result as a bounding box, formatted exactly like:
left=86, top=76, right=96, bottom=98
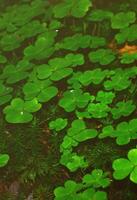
left=112, top=148, right=137, bottom=183
left=60, top=151, right=88, bottom=172
left=83, top=169, right=110, bottom=188
left=120, top=52, right=137, bottom=64
left=1, top=63, right=29, bottom=84
left=0, top=154, right=9, bottom=167
left=59, top=89, right=91, bottom=112
left=54, top=169, right=109, bottom=199
left=56, top=34, right=91, bottom=51
left=53, top=0, right=92, bottom=18
left=99, top=119, right=137, bottom=145
left=49, top=118, right=68, bottom=131
left=115, top=24, right=137, bottom=44
left=61, top=119, right=98, bottom=150
left=78, top=69, right=110, bottom=85
left=111, top=100, right=136, bottom=119
left=24, top=35, right=55, bottom=60
left=88, top=49, right=115, bottom=65
left=60, top=119, right=98, bottom=170
left=56, top=34, right=106, bottom=51
left=96, top=91, right=115, bottom=104
left=36, top=53, right=84, bottom=81
left=98, top=125, right=115, bottom=139
left=1, top=0, right=137, bottom=198
left=3, top=98, right=41, bottom=123
left=87, top=9, right=113, bottom=21
left=104, top=68, right=131, bottom=91
left=87, top=103, right=110, bottom=118
left=111, top=12, right=136, bottom=29
left=23, top=80, right=58, bottom=102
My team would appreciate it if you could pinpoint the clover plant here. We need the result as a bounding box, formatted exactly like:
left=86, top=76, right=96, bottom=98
left=49, top=118, right=68, bottom=131
left=88, top=49, right=116, bottom=65
left=111, top=100, right=136, bottom=119
left=59, top=89, right=91, bottom=112
left=54, top=169, right=109, bottom=200
left=3, top=98, right=41, bottom=123
left=111, top=11, right=136, bottom=29
left=53, top=0, right=92, bottom=18
left=1, top=0, right=137, bottom=199
left=113, top=148, right=137, bottom=183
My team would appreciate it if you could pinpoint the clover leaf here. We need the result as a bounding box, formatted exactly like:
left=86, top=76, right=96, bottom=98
left=49, top=118, right=68, bottom=131
left=36, top=53, right=84, bottom=81
left=98, top=125, right=115, bottom=139
left=96, top=91, right=115, bottom=104
left=120, top=52, right=137, bottom=64
left=111, top=100, right=136, bottom=119
left=0, top=154, right=10, bottom=167
left=53, top=0, right=92, bottom=18
left=114, top=119, right=137, bottom=145
left=99, top=118, right=137, bottom=144
left=54, top=180, right=82, bottom=199
left=60, top=151, right=88, bottom=172
left=56, top=34, right=106, bottom=51
left=83, top=169, right=110, bottom=188
left=87, top=9, right=113, bottom=22
left=59, top=89, right=91, bottom=112
left=3, top=98, right=41, bottom=123
left=56, top=34, right=91, bottom=51
left=0, top=34, right=21, bottom=51
left=24, top=35, right=55, bottom=60
left=78, top=69, right=109, bottom=86
left=1, top=64, right=29, bottom=84
left=61, top=119, right=98, bottom=151
left=115, top=24, right=137, bottom=44
left=89, top=49, right=115, bottom=65
left=112, top=148, right=137, bottom=183
left=104, top=68, right=131, bottom=91
left=23, top=80, right=58, bottom=102
left=111, top=12, right=136, bottom=29
left=87, top=103, right=110, bottom=118
left=54, top=168, right=109, bottom=199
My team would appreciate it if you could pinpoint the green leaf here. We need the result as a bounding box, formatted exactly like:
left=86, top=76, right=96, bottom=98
left=73, top=129, right=98, bottom=142
left=79, top=69, right=109, bottom=86
left=104, top=69, right=131, bottom=91
left=128, top=149, right=137, bottom=165
left=96, top=91, right=115, bottom=104
left=83, top=169, right=110, bottom=188
left=24, top=36, right=55, bottom=60
left=3, top=98, right=41, bottom=123
left=87, top=103, right=110, bottom=118
left=49, top=118, right=68, bottom=131
left=89, top=49, right=115, bottom=65
left=120, top=52, right=137, bottom=64
left=111, top=12, right=136, bottom=29
left=53, top=0, right=92, bottom=18
left=59, top=89, right=91, bottom=112
left=115, top=24, right=137, bottom=44
left=112, top=158, right=133, bottom=180
left=0, top=154, right=10, bottom=167
left=111, top=100, right=136, bottom=119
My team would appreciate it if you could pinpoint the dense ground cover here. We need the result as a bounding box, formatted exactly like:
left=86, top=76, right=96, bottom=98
left=1, top=0, right=137, bottom=199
